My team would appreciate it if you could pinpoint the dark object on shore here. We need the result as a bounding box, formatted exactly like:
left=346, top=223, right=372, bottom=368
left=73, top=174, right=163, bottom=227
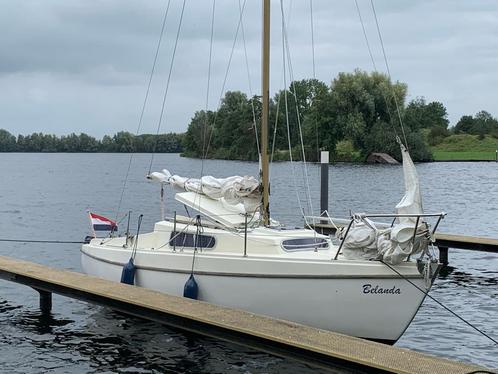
left=366, top=153, right=399, bottom=164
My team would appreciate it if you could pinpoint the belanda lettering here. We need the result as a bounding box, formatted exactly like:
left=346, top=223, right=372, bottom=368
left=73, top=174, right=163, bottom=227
left=363, top=284, right=401, bottom=295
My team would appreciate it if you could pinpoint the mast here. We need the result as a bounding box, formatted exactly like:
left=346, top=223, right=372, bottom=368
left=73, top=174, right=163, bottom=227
left=261, top=0, right=270, bottom=225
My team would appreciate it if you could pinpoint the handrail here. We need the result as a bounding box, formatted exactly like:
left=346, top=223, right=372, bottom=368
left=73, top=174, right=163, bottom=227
left=328, top=212, right=446, bottom=261
left=306, top=212, right=446, bottom=221
left=359, top=213, right=446, bottom=219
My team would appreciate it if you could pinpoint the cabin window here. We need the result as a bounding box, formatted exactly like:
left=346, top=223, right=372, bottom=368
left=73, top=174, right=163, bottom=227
left=169, top=232, right=216, bottom=249
left=281, top=238, right=329, bottom=251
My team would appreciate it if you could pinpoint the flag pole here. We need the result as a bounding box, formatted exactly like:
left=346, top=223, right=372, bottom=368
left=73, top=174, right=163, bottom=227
left=87, top=210, right=96, bottom=238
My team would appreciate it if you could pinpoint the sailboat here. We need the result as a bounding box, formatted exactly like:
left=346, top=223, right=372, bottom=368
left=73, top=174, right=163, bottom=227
left=81, top=1, right=444, bottom=343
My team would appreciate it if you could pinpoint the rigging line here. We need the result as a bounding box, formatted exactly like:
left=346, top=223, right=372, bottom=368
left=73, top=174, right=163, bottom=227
left=309, top=0, right=316, bottom=80
left=354, top=0, right=377, bottom=71
left=309, top=0, right=319, bottom=161
left=353, top=0, right=400, bottom=141
left=202, top=0, right=247, bottom=160
left=196, top=0, right=216, bottom=223
left=369, top=0, right=409, bottom=149
left=280, top=0, right=305, bottom=219
left=281, top=1, right=314, bottom=218
left=381, top=260, right=498, bottom=346
left=148, top=0, right=188, bottom=175
left=281, top=7, right=314, bottom=216
left=270, top=81, right=283, bottom=164
left=270, top=35, right=288, bottom=165
left=196, top=0, right=245, bottom=220
left=114, top=0, right=171, bottom=222
left=0, top=238, right=86, bottom=244
left=238, top=0, right=260, bottom=155
left=201, top=0, right=216, bottom=164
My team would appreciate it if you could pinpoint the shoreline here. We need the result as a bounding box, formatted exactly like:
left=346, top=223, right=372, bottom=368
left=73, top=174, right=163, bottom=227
left=1, top=152, right=496, bottom=163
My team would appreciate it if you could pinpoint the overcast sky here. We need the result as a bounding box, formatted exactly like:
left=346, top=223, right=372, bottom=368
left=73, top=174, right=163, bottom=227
left=0, top=0, right=497, bottom=138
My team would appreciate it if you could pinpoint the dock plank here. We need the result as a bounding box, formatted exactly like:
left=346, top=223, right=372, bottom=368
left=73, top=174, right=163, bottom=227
left=0, top=255, right=490, bottom=374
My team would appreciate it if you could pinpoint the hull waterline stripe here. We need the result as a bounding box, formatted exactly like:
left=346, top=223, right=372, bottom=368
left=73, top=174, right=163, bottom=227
left=81, top=248, right=423, bottom=280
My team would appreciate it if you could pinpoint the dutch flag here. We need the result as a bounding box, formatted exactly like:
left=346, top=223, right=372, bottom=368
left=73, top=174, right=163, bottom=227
left=89, top=212, right=118, bottom=232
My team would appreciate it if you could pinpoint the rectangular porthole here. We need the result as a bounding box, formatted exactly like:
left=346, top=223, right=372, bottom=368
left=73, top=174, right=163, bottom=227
left=281, top=238, right=329, bottom=251
left=169, top=232, right=216, bottom=249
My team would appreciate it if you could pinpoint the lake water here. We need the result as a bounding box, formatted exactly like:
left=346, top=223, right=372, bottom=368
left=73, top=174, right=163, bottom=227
left=0, top=153, right=497, bottom=372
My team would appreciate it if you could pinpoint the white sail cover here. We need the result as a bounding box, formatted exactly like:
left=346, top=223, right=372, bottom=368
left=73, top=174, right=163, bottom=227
left=148, top=169, right=261, bottom=216
left=341, top=145, right=428, bottom=265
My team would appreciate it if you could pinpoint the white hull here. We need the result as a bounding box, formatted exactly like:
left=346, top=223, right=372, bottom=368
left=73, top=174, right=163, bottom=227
left=81, top=232, right=428, bottom=342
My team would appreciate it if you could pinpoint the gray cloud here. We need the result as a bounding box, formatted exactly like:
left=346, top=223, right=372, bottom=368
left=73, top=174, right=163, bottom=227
left=0, top=0, right=497, bottom=137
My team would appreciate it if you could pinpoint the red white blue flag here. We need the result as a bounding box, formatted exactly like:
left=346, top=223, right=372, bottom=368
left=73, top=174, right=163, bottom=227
left=89, top=212, right=118, bottom=232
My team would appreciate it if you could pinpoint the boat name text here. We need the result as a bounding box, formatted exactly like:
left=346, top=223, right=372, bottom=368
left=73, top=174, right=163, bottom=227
left=362, top=284, right=401, bottom=295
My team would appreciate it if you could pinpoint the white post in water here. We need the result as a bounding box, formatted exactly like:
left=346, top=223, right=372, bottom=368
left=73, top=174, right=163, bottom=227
left=320, top=151, right=329, bottom=217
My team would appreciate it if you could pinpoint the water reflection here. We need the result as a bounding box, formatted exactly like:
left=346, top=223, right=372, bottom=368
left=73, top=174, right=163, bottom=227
left=438, top=267, right=498, bottom=288
left=0, top=299, right=22, bottom=313
left=12, top=309, right=73, bottom=335
left=2, top=303, right=335, bottom=373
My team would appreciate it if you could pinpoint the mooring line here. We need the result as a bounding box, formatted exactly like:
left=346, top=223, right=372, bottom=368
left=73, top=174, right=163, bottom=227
left=0, top=238, right=86, bottom=244
left=381, top=260, right=498, bottom=346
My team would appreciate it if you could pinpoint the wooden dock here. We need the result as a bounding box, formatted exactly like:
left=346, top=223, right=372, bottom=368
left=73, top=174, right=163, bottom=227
left=0, top=255, right=489, bottom=374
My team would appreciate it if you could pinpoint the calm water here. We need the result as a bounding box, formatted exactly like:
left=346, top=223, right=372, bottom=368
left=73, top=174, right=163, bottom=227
left=0, top=153, right=497, bottom=372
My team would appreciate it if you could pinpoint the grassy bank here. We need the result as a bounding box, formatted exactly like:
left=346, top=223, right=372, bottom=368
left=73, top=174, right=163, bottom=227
left=431, top=134, right=498, bottom=161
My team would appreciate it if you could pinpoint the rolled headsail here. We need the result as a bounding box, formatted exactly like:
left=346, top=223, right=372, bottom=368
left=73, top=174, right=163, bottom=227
left=395, top=143, right=423, bottom=224
left=382, top=144, right=427, bottom=264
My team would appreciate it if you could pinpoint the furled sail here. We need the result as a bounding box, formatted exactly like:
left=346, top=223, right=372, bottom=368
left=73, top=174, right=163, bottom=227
left=148, top=169, right=261, bottom=213
left=395, top=143, right=423, bottom=223
left=341, top=145, right=428, bottom=265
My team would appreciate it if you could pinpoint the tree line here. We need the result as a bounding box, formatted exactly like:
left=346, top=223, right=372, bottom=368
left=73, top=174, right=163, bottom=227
left=183, top=70, right=498, bottom=162
left=0, top=130, right=184, bottom=153
left=2, top=70, right=497, bottom=160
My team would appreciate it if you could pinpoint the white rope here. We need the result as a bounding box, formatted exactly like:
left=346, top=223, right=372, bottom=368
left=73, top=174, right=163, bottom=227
left=322, top=210, right=340, bottom=231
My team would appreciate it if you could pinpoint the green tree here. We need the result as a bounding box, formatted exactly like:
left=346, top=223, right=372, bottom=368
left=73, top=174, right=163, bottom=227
left=113, top=131, right=135, bottom=152
left=0, top=130, right=16, bottom=151
left=453, top=111, right=498, bottom=137
left=453, top=115, right=475, bottom=134
left=207, top=91, right=259, bottom=160
left=183, top=110, right=215, bottom=158
left=404, top=98, right=449, bottom=131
